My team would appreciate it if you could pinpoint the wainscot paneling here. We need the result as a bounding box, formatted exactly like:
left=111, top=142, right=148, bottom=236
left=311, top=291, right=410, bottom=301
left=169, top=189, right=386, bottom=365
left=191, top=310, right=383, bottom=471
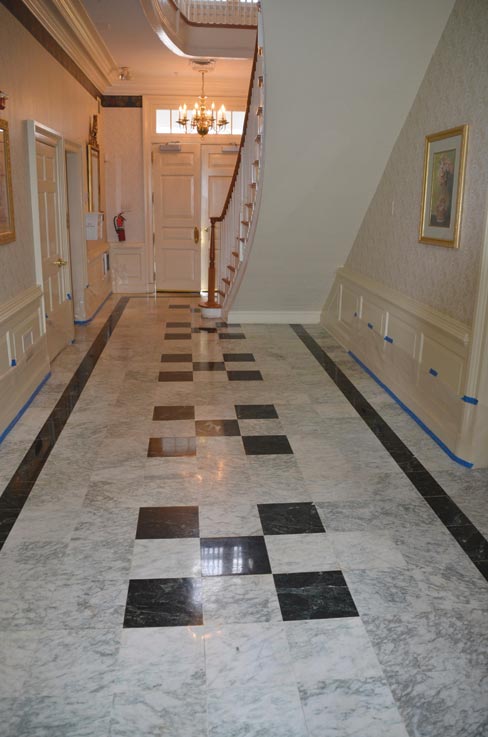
left=110, top=242, right=148, bottom=293
left=323, top=267, right=473, bottom=465
left=0, top=286, right=50, bottom=441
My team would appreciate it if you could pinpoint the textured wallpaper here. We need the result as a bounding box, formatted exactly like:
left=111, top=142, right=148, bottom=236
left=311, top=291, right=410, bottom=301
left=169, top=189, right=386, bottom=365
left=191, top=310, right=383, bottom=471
left=103, top=108, right=145, bottom=244
left=0, top=6, right=98, bottom=304
left=346, top=0, right=488, bottom=326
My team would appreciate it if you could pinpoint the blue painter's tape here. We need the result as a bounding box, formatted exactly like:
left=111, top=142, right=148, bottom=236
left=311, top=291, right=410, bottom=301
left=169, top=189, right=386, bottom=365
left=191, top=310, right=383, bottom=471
left=462, top=395, right=479, bottom=405
left=429, top=368, right=438, bottom=377
left=67, top=293, right=72, bottom=300
left=74, top=291, right=113, bottom=325
left=384, top=336, right=393, bottom=344
left=0, top=372, right=51, bottom=445
left=367, top=323, right=374, bottom=330
left=11, top=359, right=17, bottom=367
left=348, top=351, right=473, bottom=468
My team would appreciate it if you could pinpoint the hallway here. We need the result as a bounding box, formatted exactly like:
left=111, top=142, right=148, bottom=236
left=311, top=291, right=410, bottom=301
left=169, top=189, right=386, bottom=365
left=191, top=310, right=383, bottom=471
left=0, top=295, right=487, bottom=737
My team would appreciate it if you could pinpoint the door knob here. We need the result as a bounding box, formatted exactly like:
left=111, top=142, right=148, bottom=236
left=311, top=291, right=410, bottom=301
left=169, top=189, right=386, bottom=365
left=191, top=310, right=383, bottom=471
left=194, top=227, right=200, bottom=244
left=53, top=258, right=68, bottom=267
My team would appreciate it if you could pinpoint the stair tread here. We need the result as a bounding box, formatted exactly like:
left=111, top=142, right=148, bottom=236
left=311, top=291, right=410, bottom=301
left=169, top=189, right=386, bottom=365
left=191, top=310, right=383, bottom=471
left=241, top=220, right=249, bottom=226
left=217, top=290, right=225, bottom=297
left=232, top=251, right=240, bottom=258
left=228, top=265, right=236, bottom=273
left=222, top=277, right=231, bottom=286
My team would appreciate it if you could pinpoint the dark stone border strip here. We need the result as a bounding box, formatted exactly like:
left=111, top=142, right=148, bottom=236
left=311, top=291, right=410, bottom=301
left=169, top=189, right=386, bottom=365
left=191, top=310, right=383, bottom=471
left=292, top=325, right=488, bottom=581
left=0, top=298, right=129, bottom=550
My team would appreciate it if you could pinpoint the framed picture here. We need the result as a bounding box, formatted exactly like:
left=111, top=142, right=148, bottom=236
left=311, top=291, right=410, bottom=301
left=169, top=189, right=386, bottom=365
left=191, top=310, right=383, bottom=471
left=0, top=118, right=15, bottom=244
left=419, top=125, right=468, bottom=249
left=87, top=143, right=101, bottom=212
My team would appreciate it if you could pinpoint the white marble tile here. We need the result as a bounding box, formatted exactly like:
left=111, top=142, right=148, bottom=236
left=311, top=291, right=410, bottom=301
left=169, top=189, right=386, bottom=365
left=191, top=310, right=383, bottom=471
left=207, top=682, right=308, bottom=737
left=286, top=618, right=384, bottom=683
left=203, top=575, right=281, bottom=624
left=265, top=533, right=338, bottom=573
left=130, top=538, right=201, bottom=578
left=12, top=692, right=111, bottom=737
left=0, top=629, right=41, bottom=698
left=299, top=677, right=409, bottom=737
left=329, top=531, right=407, bottom=570
left=110, top=692, right=206, bottom=737
left=199, top=503, right=263, bottom=537
left=204, top=622, right=295, bottom=691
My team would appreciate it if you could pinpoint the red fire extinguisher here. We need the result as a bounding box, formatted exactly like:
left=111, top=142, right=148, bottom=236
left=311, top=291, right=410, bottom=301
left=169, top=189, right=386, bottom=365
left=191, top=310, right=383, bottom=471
left=113, top=212, right=126, bottom=241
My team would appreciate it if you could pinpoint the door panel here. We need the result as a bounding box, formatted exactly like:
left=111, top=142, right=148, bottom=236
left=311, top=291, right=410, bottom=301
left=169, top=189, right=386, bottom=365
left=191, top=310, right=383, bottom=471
left=36, top=139, right=74, bottom=360
left=153, top=144, right=201, bottom=292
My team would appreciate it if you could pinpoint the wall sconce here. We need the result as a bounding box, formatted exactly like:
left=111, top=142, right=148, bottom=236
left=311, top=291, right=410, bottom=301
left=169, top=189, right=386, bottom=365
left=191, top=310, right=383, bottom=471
left=0, top=91, right=8, bottom=110
left=118, top=67, right=131, bottom=81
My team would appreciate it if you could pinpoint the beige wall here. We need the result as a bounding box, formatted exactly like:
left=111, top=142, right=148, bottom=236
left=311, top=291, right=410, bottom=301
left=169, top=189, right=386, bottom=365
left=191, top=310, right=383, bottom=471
left=0, top=5, right=98, bottom=303
left=346, top=0, right=488, bottom=325
left=104, top=108, right=145, bottom=245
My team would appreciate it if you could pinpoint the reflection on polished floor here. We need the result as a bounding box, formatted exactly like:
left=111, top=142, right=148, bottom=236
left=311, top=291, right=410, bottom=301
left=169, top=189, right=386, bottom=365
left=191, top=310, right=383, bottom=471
left=0, top=295, right=487, bottom=737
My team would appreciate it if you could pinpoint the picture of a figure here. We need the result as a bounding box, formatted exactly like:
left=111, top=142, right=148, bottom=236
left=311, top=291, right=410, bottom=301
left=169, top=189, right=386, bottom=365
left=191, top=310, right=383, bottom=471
left=428, top=149, right=456, bottom=228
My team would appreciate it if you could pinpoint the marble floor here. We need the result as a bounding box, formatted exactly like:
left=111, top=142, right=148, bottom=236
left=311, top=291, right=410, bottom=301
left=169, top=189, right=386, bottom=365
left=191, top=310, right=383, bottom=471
left=0, top=294, right=487, bottom=737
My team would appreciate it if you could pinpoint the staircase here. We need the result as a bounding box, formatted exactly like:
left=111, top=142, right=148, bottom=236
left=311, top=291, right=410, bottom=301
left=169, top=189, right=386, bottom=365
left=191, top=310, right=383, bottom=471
left=201, top=38, right=264, bottom=317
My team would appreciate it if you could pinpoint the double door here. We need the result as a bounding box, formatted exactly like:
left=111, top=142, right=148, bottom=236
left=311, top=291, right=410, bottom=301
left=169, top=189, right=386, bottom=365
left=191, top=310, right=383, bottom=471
left=152, top=143, right=237, bottom=292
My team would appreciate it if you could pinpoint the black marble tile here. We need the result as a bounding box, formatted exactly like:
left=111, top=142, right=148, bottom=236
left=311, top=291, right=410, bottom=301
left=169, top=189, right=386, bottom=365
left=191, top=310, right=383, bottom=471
left=169, top=305, right=190, bottom=309
left=404, top=471, right=448, bottom=498
left=425, top=497, right=473, bottom=527
left=124, top=577, right=203, bottom=627
left=449, top=525, right=488, bottom=562
left=235, top=404, right=278, bottom=420
left=193, top=362, right=226, bottom=371
left=0, top=509, right=19, bottom=545
left=227, top=371, right=263, bottom=381
left=147, top=437, right=196, bottom=457
left=166, top=322, right=191, bottom=328
left=242, top=435, right=293, bottom=455
left=158, top=372, right=193, bottom=382
left=223, top=353, right=255, bottom=362
left=136, top=506, right=199, bottom=538
left=153, top=406, right=195, bottom=421
left=274, top=571, right=359, bottom=621
left=218, top=333, right=246, bottom=340
left=475, top=561, right=488, bottom=581
left=258, top=503, right=325, bottom=535
left=195, top=420, right=241, bottom=437
left=164, top=333, right=192, bottom=340
left=200, top=536, right=271, bottom=576
left=161, top=353, right=193, bottom=363
left=219, top=323, right=241, bottom=328
left=192, top=327, right=217, bottom=334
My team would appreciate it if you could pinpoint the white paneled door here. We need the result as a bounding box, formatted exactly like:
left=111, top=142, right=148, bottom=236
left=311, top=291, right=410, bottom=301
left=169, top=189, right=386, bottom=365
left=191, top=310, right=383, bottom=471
left=153, top=143, right=201, bottom=292
left=36, top=138, right=74, bottom=360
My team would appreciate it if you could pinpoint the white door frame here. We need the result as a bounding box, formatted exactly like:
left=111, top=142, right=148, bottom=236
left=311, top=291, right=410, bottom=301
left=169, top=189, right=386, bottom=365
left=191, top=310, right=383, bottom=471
left=26, top=120, right=74, bottom=344
left=64, top=139, right=88, bottom=322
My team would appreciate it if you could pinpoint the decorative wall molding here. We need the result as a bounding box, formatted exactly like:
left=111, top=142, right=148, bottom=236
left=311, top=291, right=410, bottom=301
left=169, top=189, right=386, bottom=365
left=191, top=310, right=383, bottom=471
left=2, top=0, right=116, bottom=96
left=110, top=242, right=151, bottom=293
left=0, top=285, right=50, bottom=441
left=102, top=96, right=143, bottom=108
left=228, top=310, right=321, bottom=324
left=323, top=266, right=474, bottom=464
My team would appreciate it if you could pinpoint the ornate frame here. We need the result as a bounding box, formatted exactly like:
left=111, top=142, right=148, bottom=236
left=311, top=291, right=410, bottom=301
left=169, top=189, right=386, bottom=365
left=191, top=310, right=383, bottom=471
left=87, top=114, right=101, bottom=212
left=419, top=125, right=468, bottom=249
left=0, top=118, right=15, bottom=244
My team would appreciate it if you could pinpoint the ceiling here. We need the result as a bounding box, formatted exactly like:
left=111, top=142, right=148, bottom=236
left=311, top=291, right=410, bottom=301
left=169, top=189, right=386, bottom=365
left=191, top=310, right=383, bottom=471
left=80, top=0, right=253, bottom=95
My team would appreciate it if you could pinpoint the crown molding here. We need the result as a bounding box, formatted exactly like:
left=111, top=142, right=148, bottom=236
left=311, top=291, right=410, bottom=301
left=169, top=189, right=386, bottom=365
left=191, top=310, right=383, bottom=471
left=19, top=0, right=117, bottom=92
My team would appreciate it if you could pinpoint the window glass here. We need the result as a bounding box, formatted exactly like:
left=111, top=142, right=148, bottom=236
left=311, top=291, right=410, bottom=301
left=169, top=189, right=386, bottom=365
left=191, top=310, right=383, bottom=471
left=155, top=109, right=171, bottom=134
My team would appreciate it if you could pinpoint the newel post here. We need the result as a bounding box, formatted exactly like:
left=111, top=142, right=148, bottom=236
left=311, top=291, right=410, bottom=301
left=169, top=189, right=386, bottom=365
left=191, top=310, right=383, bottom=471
left=200, top=218, right=222, bottom=316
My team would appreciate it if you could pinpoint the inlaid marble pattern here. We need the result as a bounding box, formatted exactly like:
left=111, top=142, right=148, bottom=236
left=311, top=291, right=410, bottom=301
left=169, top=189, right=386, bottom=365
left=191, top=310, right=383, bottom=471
left=0, top=296, right=487, bottom=737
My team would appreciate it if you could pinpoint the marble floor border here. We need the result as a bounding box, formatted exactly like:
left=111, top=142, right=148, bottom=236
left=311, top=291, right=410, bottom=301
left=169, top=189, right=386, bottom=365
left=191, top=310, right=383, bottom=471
left=0, top=298, right=130, bottom=550
left=292, top=325, right=488, bottom=581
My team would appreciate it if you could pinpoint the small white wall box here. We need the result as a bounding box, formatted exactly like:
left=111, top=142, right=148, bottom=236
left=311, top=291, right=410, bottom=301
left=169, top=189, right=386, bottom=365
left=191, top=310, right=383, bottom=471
left=85, top=212, right=104, bottom=240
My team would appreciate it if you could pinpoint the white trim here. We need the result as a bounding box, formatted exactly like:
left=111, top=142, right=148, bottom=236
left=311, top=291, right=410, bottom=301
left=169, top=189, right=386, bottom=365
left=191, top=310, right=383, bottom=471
left=0, top=286, right=43, bottom=325
left=334, top=266, right=470, bottom=345
left=228, top=310, right=321, bottom=324
left=21, top=0, right=116, bottom=92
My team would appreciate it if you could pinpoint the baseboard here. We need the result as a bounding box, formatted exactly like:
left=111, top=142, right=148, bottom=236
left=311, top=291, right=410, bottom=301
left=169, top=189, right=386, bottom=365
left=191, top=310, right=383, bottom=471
left=228, top=310, right=321, bottom=324
left=322, top=267, right=473, bottom=462
left=74, top=291, right=113, bottom=325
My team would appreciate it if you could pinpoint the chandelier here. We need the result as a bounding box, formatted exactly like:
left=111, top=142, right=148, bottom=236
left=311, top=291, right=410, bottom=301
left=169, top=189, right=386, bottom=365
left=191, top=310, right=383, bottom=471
left=177, top=67, right=228, bottom=138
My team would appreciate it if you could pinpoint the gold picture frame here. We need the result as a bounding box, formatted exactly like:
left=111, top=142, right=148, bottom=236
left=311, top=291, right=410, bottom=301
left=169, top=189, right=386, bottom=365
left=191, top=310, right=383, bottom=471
left=419, top=125, right=468, bottom=249
left=0, top=118, right=16, bottom=244
left=87, top=114, right=101, bottom=212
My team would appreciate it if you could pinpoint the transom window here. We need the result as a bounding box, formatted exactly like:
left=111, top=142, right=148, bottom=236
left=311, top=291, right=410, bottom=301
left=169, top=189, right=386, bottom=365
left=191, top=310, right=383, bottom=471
left=156, top=109, right=246, bottom=136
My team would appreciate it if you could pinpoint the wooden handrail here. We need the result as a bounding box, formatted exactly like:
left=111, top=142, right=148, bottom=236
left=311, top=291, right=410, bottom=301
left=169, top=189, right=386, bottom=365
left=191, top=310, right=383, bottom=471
left=200, top=40, right=259, bottom=311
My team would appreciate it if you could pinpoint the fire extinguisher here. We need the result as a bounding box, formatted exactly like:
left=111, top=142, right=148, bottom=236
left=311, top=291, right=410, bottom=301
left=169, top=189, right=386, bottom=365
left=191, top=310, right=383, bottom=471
left=113, top=212, right=126, bottom=242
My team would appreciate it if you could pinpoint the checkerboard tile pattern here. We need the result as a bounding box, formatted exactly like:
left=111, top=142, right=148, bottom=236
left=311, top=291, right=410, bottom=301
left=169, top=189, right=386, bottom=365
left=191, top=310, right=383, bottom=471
left=123, top=502, right=358, bottom=628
